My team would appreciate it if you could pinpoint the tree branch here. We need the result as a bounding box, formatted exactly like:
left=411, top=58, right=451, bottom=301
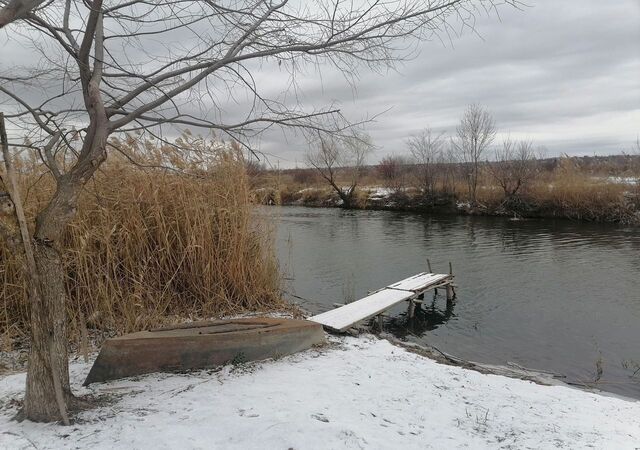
left=0, top=0, right=46, bottom=28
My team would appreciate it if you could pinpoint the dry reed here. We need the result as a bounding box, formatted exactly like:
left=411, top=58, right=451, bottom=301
left=1, top=140, right=284, bottom=349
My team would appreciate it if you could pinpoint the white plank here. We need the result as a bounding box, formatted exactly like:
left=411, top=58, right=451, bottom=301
left=309, top=288, right=413, bottom=332
left=309, top=272, right=453, bottom=332
left=387, top=272, right=450, bottom=292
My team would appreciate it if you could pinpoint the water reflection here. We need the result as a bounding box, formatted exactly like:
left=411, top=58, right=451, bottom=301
left=386, top=296, right=456, bottom=339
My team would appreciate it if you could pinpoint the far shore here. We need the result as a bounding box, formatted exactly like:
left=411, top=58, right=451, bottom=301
left=254, top=182, right=640, bottom=226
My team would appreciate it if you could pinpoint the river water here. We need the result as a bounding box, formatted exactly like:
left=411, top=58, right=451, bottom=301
left=267, top=206, right=640, bottom=399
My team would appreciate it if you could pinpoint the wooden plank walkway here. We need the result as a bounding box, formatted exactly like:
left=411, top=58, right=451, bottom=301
left=309, top=272, right=454, bottom=332
left=387, top=273, right=451, bottom=292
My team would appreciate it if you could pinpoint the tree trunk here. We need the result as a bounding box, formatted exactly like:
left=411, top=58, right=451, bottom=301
left=338, top=189, right=354, bottom=209
left=23, top=241, right=72, bottom=422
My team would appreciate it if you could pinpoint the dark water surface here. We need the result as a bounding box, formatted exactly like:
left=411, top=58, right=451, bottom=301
left=266, top=206, right=640, bottom=399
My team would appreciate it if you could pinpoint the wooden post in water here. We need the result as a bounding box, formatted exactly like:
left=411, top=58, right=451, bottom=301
left=431, top=260, right=438, bottom=296
left=410, top=292, right=425, bottom=319
left=447, top=261, right=455, bottom=301
left=446, top=283, right=454, bottom=301
left=407, top=299, right=415, bottom=319
left=377, top=314, right=384, bottom=332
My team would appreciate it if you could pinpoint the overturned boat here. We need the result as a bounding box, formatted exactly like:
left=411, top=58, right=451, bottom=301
left=83, top=317, right=325, bottom=385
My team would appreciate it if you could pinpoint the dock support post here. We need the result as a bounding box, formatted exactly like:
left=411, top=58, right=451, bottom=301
left=446, top=262, right=455, bottom=301
left=377, top=314, right=384, bottom=332
left=446, top=283, right=454, bottom=301
left=408, top=299, right=416, bottom=319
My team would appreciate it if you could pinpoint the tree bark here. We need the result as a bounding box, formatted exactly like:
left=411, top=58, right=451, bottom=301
left=337, top=188, right=354, bottom=209
left=23, top=242, right=72, bottom=423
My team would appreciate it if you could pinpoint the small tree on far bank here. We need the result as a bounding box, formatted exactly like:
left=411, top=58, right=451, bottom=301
left=631, top=137, right=640, bottom=204
left=306, top=134, right=372, bottom=208
left=632, top=137, right=640, bottom=178
left=453, top=104, right=496, bottom=205
left=442, top=142, right=461, bottom=196
left=406, top=128, right=446, bottom=198
left=489, top=139, right=538, bottom=201
left=377, top=155, right=409, bottom=194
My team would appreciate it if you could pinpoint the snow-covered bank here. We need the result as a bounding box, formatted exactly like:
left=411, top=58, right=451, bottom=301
left=1, top=336, right=639, bottom=449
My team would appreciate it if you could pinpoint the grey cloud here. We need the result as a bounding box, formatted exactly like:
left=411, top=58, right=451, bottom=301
left=254, top=0, right=640, bottom=165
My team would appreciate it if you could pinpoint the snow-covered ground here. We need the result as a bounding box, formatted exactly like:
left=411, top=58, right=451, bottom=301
left=603, top=176, right=639, bottom=185
left=1, top=335, right=639, bottom=449
left=365, top=187, right=395, bottom=199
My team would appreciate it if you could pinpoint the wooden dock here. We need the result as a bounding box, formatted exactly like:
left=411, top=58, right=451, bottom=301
left=309, top=272, right=455, bottom=332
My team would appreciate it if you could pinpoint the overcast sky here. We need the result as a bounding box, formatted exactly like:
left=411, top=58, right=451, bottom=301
left=1, top=1, right=638, bottom=168
left=257, top=0, right=640, bottom=167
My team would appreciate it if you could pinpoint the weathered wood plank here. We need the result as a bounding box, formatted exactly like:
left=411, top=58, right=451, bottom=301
left=310, top=288, right=412, bottom=332
left=387, top=272, right=451, bottom=292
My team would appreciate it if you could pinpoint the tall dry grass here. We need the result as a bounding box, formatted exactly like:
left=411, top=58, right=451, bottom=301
left=1, top=138, right=284, bottom=348
left=525, top=158, right=635, bottom=223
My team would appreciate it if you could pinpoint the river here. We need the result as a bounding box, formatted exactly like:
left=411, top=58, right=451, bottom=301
left=266, top=206, right=640, bottom=399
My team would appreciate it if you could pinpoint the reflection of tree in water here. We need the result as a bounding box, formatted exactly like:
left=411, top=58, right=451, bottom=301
left=386, top=296, right=456, bottom=339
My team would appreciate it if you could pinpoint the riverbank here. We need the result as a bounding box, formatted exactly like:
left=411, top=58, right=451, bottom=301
left=255, top=183, right=640, bottom=225
left=1, top=335, right=638, bottom=449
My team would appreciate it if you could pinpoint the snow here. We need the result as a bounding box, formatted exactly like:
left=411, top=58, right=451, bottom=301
left=602, top=176, right=638, bottom=185
left=365, top=187, right=394, bottom=199
left=2, top=335, right=639, bottom=449
left=310, top=289, right=413, bottom=331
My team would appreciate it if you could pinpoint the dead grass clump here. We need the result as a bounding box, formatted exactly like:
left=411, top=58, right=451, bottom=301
left=1, top=142, right=284, bottom=347
left=278, top=185, right=303, bottom=205
left=300, top=188, right=333, bottom=206
left=528, top=158, right=636, bottom=223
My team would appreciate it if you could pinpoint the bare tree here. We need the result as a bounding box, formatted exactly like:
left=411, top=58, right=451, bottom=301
left=306, top=133, right=371, bottom=208
left=631, top=137, right=640, bottom=203
left=406, top=128, right=446, bottom=198
left=633, top=137, right=640, bottom=178
left=0, top=0, right=45, bottom=27
left=442, top=141, right=460, bottom=196
left=489, top=139, right=537, bottom=200
left=377, top=155, right=409, bottom=194
left=0, top=0, right=517, bottom=422
left=452, top=104, right=496, bottom=205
